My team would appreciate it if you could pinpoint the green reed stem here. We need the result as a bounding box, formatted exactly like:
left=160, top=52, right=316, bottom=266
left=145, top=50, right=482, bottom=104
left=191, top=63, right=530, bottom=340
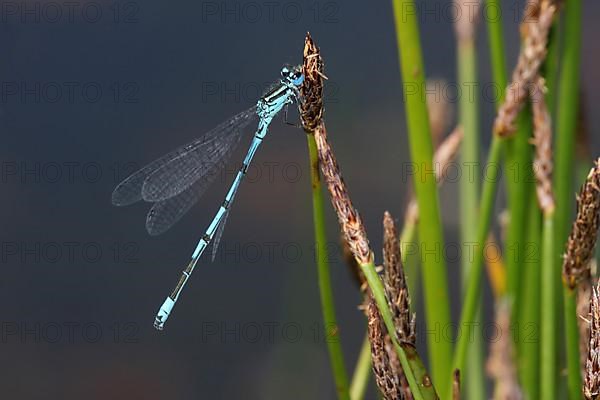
left=543, top=18, right=561, bottom=116
left=505, top=112, right=532, bottom=324
left=457, top=37, right=480, bottom=285
left=485, top=0, right=526, bottom=317
left=349, top=334, right=372, bottom=400
left=306, top=134, right=350, bottom=400
left=540, top=212, right=556, bottom=400
left=457, top=29, right=485, bottom=400
left=392, top=0, right=452, bottom=389
left=555, top=2, right=582, bottom=398
left=448, top=2, right=510, bottom=394
left=518, top=195, right=541, bottom=400
left=450, top=137, right=503, bottom=398
left=485, top=0, right=508, bottom=93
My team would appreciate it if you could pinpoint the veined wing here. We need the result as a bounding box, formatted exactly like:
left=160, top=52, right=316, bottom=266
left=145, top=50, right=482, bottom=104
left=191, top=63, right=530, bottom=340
left=145, top=175, right=208, bottom=236
left=111, top=106, right=257, bottom=206
left=141, top=107, right=259, bottom=202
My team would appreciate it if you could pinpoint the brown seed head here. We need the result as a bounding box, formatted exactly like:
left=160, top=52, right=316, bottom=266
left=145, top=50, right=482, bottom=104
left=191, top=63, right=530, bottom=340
left=367, top=297, right=413, bottom=400
left=530, top=76, right=555, bottom=213
left=452, top=369, right=461, bottom=400
left=494, top=0, right=558, bottom=136
left=585, top=280, right=600, bottom=399
left=383, top=211, right=416, bottom=344
left=300, top=33, right=324, bottom=133
left=563, top=160, right=600, bottom=289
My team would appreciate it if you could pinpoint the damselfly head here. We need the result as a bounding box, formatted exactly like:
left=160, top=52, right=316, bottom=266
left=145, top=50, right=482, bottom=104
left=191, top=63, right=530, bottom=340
left=281, top=65, right=304, bottom=87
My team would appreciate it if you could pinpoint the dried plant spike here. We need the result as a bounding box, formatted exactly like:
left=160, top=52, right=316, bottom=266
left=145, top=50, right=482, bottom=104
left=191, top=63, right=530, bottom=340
left=585, top=280, right=600, bottom=399
left=383, top=211, right=416, bottom=344
left=562, top=159, right=600, bottom=289
left=367, top=297, right=413, bottom=400
left=300, top=32, right=372, bottom=265
left=454, top=0, right=481, bottom=42
left=315, top=124, right=373, bottom=264
left=486, top=301, right=523, bottom=400
left=452, top=369, right=461, bottom=400
left=580, top=278, right=594, bottom=375
left=530, top=76, right=555, bottom=214
left=300, top=33, right=324, bottom=133
left=493, top=0, right=558, bottom=136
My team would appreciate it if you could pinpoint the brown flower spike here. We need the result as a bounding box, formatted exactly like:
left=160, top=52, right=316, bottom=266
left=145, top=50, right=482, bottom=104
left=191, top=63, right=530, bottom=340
left=367, top=297, right=413, bottom=400
left=452, top=369, right=461, bottom=400
left=530, top=76, right=555, bottom=214
left=585, top=280, right=600, bottom=399
left=383, top=211, right=416, bottom=344
left=300, top=33, right=324, bottom=133
left=300, top=34, right=373, bottom=265
left=365, top=212, right=417, bottom=399
left=562, top=160, right=600, bottom=289
left=493, top=0, right=558, bottom=136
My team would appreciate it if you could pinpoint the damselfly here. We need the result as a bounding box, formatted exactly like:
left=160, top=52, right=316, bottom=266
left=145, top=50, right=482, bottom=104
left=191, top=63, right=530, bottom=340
left=112, top=65, right=305, bottom=330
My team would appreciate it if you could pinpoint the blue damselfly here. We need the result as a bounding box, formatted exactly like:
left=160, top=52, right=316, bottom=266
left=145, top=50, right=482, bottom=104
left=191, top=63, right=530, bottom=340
left=112, top=65, right=304, bottom=330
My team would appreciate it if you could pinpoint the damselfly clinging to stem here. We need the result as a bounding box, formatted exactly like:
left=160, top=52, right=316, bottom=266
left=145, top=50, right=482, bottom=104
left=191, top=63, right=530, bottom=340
left=112, top=65, right=305, bottom=330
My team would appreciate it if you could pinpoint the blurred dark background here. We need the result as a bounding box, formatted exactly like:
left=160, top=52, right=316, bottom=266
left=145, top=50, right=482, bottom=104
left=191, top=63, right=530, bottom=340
left=0, top=0, right=598, bottom=398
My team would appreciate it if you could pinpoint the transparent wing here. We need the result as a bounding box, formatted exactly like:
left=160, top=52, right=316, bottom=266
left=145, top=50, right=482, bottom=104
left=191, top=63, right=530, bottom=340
left=145, top=177, right=206, bottom=236
left=111, top=106, right=257, bottom=206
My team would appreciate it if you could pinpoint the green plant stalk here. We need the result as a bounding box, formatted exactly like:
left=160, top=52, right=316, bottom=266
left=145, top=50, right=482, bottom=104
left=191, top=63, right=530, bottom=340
left=543, top=19, right=562, bottom=116
left=485, top=0, right=508, bottom=95
left=306, top=134, right=350, bottom=400
left=555, top=0, right=581, bottom=301
left=450, top=137, right=503, bottom=398
left=458, top=38, right=485, bottom=400
left=563, top=288, right=581, bottom=400
left=360, top=260, right=439, bottom=400
left=540, top=212, right=556, bottom=400
left=555, top=2, right=582, bottom=398
left=349, top=335, right=371, bottom=400
left=451, top=2, right=509, bottom=388
left=485, top=0, right=529, bottom=320
left=392, top=0, right=452, bottom=388
left=457, top=40, right=480, bottom=282
left=518, top=195, right=541, bottom=400
left=504, top=112, right=532, bottom=326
